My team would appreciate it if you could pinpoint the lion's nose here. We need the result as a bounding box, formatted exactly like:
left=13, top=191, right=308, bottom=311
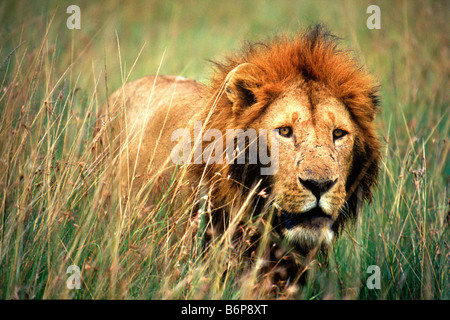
left=299, top=178, right=337, bottom=200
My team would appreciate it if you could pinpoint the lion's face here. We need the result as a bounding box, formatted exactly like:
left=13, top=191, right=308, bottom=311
left=253, top=82, right=356, bottom=251
left=224, top=75, right=359, bottom=252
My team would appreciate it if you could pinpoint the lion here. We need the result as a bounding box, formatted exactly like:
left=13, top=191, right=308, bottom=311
left=95, top=25, right=381, bottom=284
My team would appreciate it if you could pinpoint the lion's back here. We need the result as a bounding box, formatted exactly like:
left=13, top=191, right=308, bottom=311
left=94, top=75, right=204, bottom=190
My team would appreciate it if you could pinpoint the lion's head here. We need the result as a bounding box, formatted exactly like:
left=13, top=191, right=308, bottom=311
left=192, top=25, right=381, bottom=254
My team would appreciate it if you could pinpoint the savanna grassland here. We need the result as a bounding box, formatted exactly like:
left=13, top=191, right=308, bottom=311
left=0, top=0, right=448, bottom=299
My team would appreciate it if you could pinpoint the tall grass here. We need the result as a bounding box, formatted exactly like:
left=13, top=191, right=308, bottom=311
left=0, top=0, right=448, bottom=299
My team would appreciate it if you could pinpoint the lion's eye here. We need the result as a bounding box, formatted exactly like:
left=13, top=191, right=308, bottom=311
left=278, top=127, right=293, bottom=137
left=333, top=129, right=347, bottom=140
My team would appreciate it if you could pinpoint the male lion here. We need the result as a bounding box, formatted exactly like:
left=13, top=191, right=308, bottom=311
left=95, top=25, right=381, bottom=284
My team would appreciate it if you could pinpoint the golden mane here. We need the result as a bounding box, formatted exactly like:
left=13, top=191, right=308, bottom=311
left=210, top=25, right=379, bottom=125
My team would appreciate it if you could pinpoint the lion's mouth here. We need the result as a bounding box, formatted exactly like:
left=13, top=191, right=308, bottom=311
left=280, top=207, right=334, bottom=230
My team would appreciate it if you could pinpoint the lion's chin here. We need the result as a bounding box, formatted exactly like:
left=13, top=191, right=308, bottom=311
left=282, top=227, right=334, bottom=252
left=279, top=207, right=335, bottom=252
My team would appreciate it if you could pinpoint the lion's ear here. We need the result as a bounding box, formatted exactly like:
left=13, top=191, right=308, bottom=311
left=224, top=63, right=263, bottom=109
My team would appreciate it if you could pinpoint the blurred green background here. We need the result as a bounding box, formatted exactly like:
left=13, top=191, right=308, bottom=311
left=1, top=0, right=448, bottom=134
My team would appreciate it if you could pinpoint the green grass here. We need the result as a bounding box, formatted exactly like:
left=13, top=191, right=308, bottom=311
left=0, top=0, right=448, bottom=299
